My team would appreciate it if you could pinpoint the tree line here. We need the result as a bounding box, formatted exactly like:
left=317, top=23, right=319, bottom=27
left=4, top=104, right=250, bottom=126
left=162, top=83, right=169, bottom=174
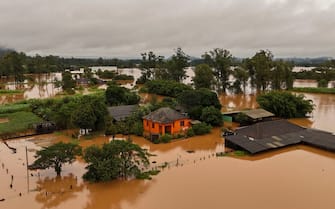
left=138, top=48, right=297, bottom=93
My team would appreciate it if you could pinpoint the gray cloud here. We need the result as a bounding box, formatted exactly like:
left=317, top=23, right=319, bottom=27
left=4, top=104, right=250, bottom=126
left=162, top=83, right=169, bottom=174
left=0, top=0, right=335, bottom=58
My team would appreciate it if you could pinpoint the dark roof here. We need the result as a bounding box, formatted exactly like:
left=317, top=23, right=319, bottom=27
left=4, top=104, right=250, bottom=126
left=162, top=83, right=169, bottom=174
left=237, top=120, right=304, bottom=139
left=143, top=107, right=188, bottom=124
left=107, top=105, right=138, bottom=121
left=225, top=120, right=335, bottom=154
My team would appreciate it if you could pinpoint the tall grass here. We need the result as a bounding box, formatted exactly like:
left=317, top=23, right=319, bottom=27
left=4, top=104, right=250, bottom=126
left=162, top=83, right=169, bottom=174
left=0, top=103, right=31, bottom=114
left=0, top=111, right=42, bottom=135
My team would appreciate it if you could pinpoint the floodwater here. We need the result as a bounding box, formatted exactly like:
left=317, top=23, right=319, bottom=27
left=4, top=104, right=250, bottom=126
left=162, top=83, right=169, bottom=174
left=0, top=73, right=62, bottom=104
left=1, top=84, right=335, bottom=208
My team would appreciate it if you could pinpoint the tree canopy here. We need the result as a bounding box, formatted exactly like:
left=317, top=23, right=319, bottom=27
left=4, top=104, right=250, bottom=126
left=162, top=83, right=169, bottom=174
left=256, top=91, right=314, bottom=118
left=83, top=140, right=151, bottom=182
left=31, top=142, right=82, bottom=176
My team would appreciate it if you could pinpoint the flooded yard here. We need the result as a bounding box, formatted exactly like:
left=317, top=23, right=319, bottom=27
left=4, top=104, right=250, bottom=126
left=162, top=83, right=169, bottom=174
left=1, top=86, right=335, bottom=208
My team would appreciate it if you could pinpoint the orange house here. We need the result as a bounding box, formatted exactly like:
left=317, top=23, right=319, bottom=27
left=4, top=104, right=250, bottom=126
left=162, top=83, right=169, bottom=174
left=143, top=107, right=191, bottom=140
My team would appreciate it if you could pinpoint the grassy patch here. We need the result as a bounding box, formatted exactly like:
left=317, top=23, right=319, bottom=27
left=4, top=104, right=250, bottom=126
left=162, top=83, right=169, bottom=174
left=292, top=87, right=335, bottom=94
left=0, top=89, right=24, bottom=94
left=0, top=103, right=31, bottom=114
left=0, top=111, right=42, bottom=135
left=234, top=150, right=248, bottom=156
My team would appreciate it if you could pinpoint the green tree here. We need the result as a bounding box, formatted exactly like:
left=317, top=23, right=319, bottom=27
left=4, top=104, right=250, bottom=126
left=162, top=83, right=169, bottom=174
left=71, top=104, right=96, bottom=130
left=232, top=66, right=249, bottom=93
left=61, top=71, right=76, bottom=92
left=249, top=50, right=273, bottom=91
left=83, top=140, right=151, bottom=182
left=105, top=84, right=140, bottom=105
left=192, top=64, right=214, bottom=89
left=200, top=106, right=223, bottom=126
left=166, top=48, right=190, bottom=82
left=202, top=48, right=232, bottom=93
left=138, top=51, right=165, bottom=83
left=0, top=51, right=25, bottom=82
left=271, top=60, right=294, bottom=90
left=257, top=91, right=314, bottom=118
left=31, top=142, right=82, bottom=176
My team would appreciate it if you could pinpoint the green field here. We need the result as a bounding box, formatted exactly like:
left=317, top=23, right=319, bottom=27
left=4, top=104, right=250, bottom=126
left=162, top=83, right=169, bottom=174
left=0, top=111, right=42, bottom=136
left=0, top=103, right=30, bottom=114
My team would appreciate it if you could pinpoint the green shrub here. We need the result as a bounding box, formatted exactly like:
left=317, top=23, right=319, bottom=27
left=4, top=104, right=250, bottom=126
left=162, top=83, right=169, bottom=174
left=257, top=91, right=314, bottom=118
left=192, top=122, right=212, bottom=135
left=0, top=103, right=30, bottom=114
left=160, top=134, right=172, bottom=143
left=186, top=128, right=195, bottom=137
left=145, top=80, right=192, bottom=97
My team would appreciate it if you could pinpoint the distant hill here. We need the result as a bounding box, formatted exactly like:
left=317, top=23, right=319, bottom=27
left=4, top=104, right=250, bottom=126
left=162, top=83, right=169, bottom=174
left=276, top=57, right=333, bottom=66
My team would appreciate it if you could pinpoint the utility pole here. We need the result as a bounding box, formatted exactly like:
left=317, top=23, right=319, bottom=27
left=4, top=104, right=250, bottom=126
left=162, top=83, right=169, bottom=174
left=25, top=146, right=30, bottom=193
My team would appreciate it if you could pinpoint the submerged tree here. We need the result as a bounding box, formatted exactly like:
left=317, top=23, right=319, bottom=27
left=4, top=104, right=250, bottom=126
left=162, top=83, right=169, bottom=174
left=166, top=48, right=190, bottom=82
left=192, top=64, right=214, bottom=89
left=202, top=48, right=233, bottom=93
left=31, top=142, right=82, bottom=176
left=138, top=51, right=165, bottom=83
left=83, top=140, right=151, bottom=182
left=257, top=91, right=314, bottom=118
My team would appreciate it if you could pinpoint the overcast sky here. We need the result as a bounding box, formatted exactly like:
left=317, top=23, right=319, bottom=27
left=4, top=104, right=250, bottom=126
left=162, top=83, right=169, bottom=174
left=0, top=0, right=335, bottom=58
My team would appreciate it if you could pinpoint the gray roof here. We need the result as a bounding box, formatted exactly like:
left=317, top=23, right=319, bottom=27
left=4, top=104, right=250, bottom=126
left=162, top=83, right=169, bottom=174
left=107, top=105, right=138, bottom=121
left=143, top=107, right=188, bottom=124
left=242, top=109, right=274, bottom=119
left=225, top=120, right=335, bottom=154
left=222, top=108, right=274, bottom=119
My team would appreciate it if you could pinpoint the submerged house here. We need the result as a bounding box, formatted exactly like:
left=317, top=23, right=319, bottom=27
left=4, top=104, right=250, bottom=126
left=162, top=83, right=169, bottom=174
left=143, top=107, right=191, bottom=140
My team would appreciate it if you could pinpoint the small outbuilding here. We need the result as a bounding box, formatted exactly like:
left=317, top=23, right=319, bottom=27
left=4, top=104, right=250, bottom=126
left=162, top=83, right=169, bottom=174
left=143, top=107, right=191, bottom=140
left=107, top=105, right=138, bottom=122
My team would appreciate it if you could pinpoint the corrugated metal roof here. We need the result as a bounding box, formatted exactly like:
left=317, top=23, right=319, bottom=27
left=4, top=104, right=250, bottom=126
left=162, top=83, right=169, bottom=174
left=225, top=120, right=335, bottom=154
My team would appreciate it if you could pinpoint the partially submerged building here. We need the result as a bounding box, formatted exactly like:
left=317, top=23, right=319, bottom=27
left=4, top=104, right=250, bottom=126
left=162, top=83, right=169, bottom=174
left=143, top=107, right=191, bottom=140
left=222, top=108, right=275, bottom=124
left=225, top=120, right=335, bottom=154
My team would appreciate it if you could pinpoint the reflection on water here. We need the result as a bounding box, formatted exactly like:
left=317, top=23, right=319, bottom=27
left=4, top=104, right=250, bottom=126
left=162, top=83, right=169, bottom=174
left=35, top=174, right=84, bottom=209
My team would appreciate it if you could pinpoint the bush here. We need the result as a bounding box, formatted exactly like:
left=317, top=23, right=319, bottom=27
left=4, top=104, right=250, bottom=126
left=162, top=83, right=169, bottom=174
left=145, top=80, right=192, bottom=97
left=131, top=121, right=143, bottom=136
left=257, top=91, right=314, bottom=118
left=192, top=123, right=212, bottom=135
left=200, top=106, right=223, bottom=126
left=114, top=74, right=134, bottom=80
left=186, top=128, right=195, bottom=137
left=0, top=103, right=30, bottom=114
left=160, top=134, right=172, bottom=143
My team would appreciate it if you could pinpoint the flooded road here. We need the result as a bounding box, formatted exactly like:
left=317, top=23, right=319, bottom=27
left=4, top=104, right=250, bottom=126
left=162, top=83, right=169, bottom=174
left=1, top=88, right=335, bottom=208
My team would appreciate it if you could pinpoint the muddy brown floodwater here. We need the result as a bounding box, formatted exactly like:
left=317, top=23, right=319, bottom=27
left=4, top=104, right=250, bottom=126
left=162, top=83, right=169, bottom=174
left=1, top=92, right=335, bottom=209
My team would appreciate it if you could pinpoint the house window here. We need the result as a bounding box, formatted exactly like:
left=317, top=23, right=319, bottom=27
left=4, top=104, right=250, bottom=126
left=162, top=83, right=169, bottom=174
left=152, top=123, right=155, bottom=128
left=180, top=121, right=184, bottom=127
left=146, top=121, right=149, bottom=126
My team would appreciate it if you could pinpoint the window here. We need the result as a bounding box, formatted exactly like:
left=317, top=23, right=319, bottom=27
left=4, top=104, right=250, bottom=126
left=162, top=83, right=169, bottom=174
left=180, top=121, right=184, bottom=127
left=146, top=121, right=149, bottom=126
left=152, top=123, right=155, bottom=128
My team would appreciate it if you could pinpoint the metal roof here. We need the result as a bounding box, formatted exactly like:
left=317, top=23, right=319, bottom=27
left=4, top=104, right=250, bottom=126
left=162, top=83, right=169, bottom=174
left=225, top=120, right=335, bottom=154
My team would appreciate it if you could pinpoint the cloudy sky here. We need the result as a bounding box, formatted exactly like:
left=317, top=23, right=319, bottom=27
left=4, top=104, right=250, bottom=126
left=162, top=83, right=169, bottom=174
left=0, top=0, right=335, bottom=58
